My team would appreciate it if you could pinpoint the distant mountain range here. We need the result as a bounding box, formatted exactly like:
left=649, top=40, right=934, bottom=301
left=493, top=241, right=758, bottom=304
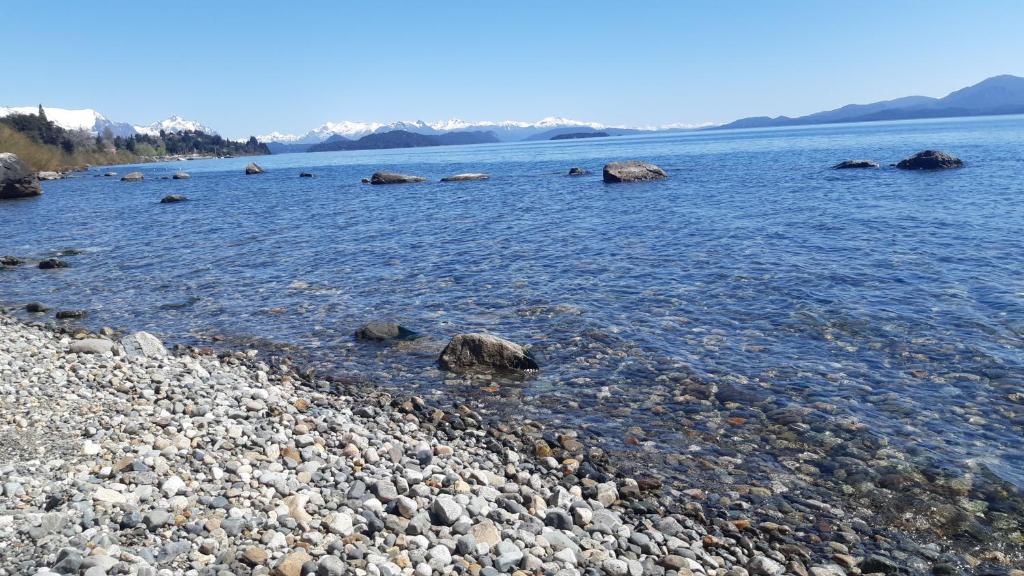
left=7, top=74, right=1020, bottom=154
left=259, top=117, right=676, bottom=152
left=712, top=74, right=1024, bottom=130
left=0, top=107, right=217, bottom=138
left=307, top=130, right=500, bottom=152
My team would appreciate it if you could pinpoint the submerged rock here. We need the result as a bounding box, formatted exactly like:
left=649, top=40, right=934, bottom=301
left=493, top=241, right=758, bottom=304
left=440, top=173, right=489, bottom=182
left=355, top=322, right=420, bottom=342
left=172, top=171, right=190, bottom=180
left=299, top=172, right=314, bottom=177
left=0, top=153, right=43, bottom=199
left=103, top=171, right=117, bottom=177
left=896, top=150, right=963, bottom=170
left=245, top=163, right=265, bottom=175
left=160, top=195, right=188, bottom=204
left=438, top=333, right=539, bottom=373
left=25, top=302, right=51, bottom=313
left=370, top=171, right=427, bottom=184
left=568, top=167, right=588, bottom=176
left=38, top=258, right=68, bottom=270
left=120, top=171, right=144, bottom=182
left=833, top=160, right=879, bottom=169
left=1, top=256, right=24, bottom=266
left=602, top=160, right=668, bottom=183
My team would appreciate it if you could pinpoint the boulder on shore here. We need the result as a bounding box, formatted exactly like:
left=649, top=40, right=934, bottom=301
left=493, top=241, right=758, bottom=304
left=355, top=322, right=420, bottom=342
left=121, top=172, right=144, bottom=182
left=440, top=173, right=489, bottom=182
left=245, top=163, right=265, bottom=175
left=69, top=339, right=114, bottom=355
left=568, top=167, right=588, bottom=176
left=0, top=153, right=43, bottom=199
left=896, top=150, right=963, bottom=170
left=160, top=195, right=188, bottom=204
left=602, top=161, right=668, bottom=183
left=172, top=171, right=190, bottom=180
left=833, top=160, right=879, bottom=169
left=370, top=172, right=427, bottom=185
left=38, top=171, right=63, bottom=180
left=120, top=331, right=167, bottom=359
left=438, top=333, right=539, bottom=373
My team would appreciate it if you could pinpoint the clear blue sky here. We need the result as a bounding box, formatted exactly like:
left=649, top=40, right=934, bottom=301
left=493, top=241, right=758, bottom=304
left=2, top=0, right=1022, bottom=138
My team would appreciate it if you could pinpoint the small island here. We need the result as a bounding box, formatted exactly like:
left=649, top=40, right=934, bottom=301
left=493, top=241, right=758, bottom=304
left=551, top=131, right=610, bottom=140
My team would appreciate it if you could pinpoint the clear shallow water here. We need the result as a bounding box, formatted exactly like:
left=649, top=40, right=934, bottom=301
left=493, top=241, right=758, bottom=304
left=3, top=116, right=1024, bottom=543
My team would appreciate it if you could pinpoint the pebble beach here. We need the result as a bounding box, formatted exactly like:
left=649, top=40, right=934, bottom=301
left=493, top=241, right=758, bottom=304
left=9, top=313, right=1016, bottom=576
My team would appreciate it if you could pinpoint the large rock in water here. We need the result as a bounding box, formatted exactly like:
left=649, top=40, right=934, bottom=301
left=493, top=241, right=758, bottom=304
left=355, top=322, right=420, bottom=342
left=438, top=333, right=539, bottom=373
left=120, top=331, right=167, bottom=358
left=370, top=171, right=427, bottom=184
left=121, top=171, right=144, bottom=182
left=440, top=173, right=489, bottom=182
left=602, top=161, right=668, bottom=183
left=833, top=160, right=879, bottom=169
left=0, top=153, right=42, bottom=199
left=245, top=163, right=265, bottom=175
left=160, top=195, right=187, bottom=204
left=896, top=150, right=963, bottom=170
left=172, top=171, right=190, bottom=180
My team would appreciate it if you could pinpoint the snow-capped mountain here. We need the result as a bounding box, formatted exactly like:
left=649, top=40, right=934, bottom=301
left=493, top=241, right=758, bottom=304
left=0, top=106, right=137, bottom=137
left=134, top=115, right=217, bottom=136
left=258, top=116, right=643, bottom=147
left=0, top=106, right=216, bottom=138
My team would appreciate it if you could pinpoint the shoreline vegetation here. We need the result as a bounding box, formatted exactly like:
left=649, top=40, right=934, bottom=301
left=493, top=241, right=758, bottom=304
left=0, top=108, right=268, bottom=173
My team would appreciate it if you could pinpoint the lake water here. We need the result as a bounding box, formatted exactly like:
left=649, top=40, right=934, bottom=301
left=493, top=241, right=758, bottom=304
left=3, top=115, right=1023, bottom=556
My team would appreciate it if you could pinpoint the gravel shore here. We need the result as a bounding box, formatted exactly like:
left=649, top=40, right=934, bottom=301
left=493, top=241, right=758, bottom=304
left=0, top=315, right=1019, bottom=576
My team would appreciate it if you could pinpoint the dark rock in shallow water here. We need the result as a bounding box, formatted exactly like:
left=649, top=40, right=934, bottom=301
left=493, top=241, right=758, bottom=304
left=438, top=333, right=539, bottom=373
left=56, top=310, right=87, bottom=319
left=245, top=163, right=265, bottom=175
left=896, top=150, right=963, bottom=170
left=833, top=160, right=879, bottom=169
left=370, top=171, right=427, bottom=185
left=602, top=161, right=668, bottom=183
left=172, top=171, right=190, bottom=180
left=355, top=322, right=420, bottom=342
left=0, top=153, right=43, bottom=199
left=25, top=302, right=51, bottom=313
left=160, top=195, right=188, bottom=204
left=568, top=167, right=588, bottom=176
left=38, top=258, right=68, bottom=270
left=299, top=172, right=314, bottom=177
left=1, top=256, right=24, bottom=266
left=120, top=171, right=144, bottom=182
left=440, top=173, right=489, bottom=182
left=103, top=171, right=117, bottom=177
left=361, top=177, right=370, bottom=184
